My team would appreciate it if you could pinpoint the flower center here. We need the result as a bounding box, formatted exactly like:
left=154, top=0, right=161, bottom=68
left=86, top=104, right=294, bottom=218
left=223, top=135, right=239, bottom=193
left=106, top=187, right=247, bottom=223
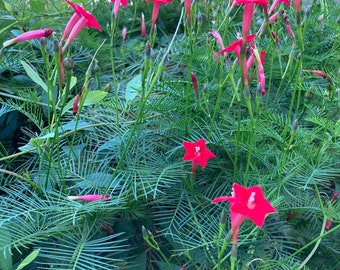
left=195, top=146, right=201, bottom=156
left=247, top=192, right=256, bottom=209
left=231, top=187, right=235, bottom=197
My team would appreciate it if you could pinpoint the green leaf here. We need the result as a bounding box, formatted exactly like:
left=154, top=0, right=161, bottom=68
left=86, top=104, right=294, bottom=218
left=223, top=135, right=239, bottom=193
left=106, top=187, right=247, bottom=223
left=21, top=60, right=48, bottom=92
left=18, top=133, right=54, bottom=152
left=61, top=90, right=108, bottom=115
left=4, top=1, right=12, bottom=13
left=60, top=119, right=93, bottom=132
left=0, top=226, right=12, bottom=270
left=17, top=140, right=36, bottom=152
left=125, top=74, right=142, bottom=103
left=16, top=249, right=40, bottom=270
left=70, top=76, right=77, bottom=90
left=83, top=90, right=108, bottom=106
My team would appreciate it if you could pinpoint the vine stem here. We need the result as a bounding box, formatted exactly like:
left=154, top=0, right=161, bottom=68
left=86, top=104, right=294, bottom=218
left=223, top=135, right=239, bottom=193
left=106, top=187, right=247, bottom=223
left=62, top=40, right=106, bottom=184
left=297, top=183, right=327, bottom=269
left=297, top=217, right=326, bottom=270
left=0, top=168, right=39, bottom=191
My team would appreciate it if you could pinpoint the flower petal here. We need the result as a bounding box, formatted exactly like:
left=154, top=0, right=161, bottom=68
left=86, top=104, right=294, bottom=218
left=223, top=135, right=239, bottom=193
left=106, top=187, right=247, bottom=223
left=211, top=196, right=232, bottom=204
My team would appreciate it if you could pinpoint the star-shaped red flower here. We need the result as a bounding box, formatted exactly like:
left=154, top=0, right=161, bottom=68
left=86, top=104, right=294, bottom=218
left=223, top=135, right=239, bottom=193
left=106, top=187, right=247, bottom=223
left=212, top=183, right=276, bottom=227
left=182, top=139, right=216, bottom=169
left=217, top=34, right=256, bottom=64
left=65, top=0, right=101, bottom=31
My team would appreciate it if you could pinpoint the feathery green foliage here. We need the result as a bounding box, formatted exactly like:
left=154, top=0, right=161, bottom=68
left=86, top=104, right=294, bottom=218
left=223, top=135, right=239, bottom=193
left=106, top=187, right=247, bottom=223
left=0, top=0, right=339, bottom=269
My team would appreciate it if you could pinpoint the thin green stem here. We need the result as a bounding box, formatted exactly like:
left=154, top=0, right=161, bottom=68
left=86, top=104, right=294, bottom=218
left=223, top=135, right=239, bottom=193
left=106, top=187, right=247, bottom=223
left=215, top=229, right=232, bottom=270
left=110, top=13, right=120, bottom=136
left=0, top=168, right=40, bottom=192
left=104, top=8, right=184, bottom=193
left=186, top=193, right=216, bottom=266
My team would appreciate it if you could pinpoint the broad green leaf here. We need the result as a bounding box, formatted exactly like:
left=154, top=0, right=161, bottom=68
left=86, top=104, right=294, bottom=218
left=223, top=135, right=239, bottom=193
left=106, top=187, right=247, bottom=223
left=18, top=133, right=54, bottom=152
left=18, top=140, right=36, bottom=152
left=4, top=1, right=12, bottom=13
left=70, top=76, right=77, bottom=90
left=83, top=90, right=108, bottom=106
left=0, top=226, right=12, bottom=270
left=21, top=60, right=48, bottom=92
left=125, top=74, right=142, bottom=103
left=61, top=90, right=108, bottom=115
left=16, top=249, right=40, bottom=270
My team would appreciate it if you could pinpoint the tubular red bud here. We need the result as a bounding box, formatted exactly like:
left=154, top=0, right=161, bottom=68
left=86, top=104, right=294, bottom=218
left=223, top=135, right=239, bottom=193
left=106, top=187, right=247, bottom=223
left=191, top=72, right=199, bottom=99
left=3, top=28, right=54, bottom=48
left=286, top=211, right=295, bottom=222
left=122, top=26, right=127, bottom=42
left=325, top=219, right=332, bottom=231
left=331, top=192, right=338, bottom=202
left=303, top=69, right=328, bottom=79
left=282, top=11, right=295, bottom=44
left=73, top=91, right=82, bottom=116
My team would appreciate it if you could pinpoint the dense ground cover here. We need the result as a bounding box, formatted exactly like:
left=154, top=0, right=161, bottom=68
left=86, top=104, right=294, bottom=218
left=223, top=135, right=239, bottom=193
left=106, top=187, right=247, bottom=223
left=0, top=0, right=339, bottom=269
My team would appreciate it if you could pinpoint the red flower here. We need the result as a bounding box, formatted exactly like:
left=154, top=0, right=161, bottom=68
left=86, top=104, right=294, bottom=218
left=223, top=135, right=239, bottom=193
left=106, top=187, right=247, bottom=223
left=230, top=210, right=246, bottom=243
left=3, top=28, right=53, bottom=48
left=182, top=139, right=216, bottom=169
left=236, top=0, right=268, bottom=40
left=63, top=0, right=102, bottom=49
left=210, top=29, right=228, bottom=60
left=210, top=29, right=225, bottom=50
left=211, top=183, right=276, bottom=227
left=149, top=0, right=173, bottom=30
left=65, top=0, right=101, bottom=31
left=217, top=34, right=256, bottom=63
